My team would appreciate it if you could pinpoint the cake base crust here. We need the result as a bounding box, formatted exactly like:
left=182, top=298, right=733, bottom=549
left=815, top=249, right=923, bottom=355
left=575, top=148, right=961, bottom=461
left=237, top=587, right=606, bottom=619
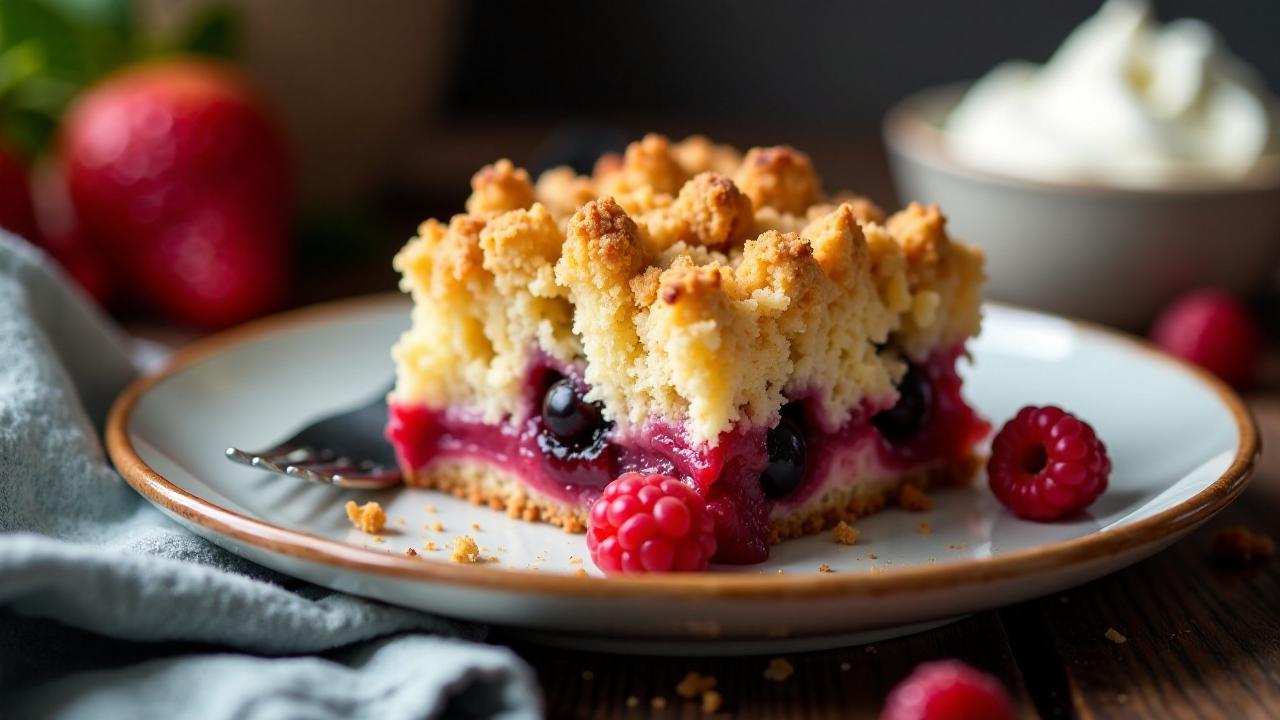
left=404, top=460, right=590, bottom=533
left=401, top=453, right=983, bottom=545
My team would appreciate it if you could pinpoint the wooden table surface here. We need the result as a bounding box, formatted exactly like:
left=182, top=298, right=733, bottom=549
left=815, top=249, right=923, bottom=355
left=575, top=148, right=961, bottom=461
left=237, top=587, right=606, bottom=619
left=510, top=399, right=1280, bottom=719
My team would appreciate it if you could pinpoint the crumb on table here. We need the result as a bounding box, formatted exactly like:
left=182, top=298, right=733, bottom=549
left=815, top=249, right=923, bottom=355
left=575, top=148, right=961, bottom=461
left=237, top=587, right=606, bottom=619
left=832, top=520, right=859, bottom=545
left=899, top=483, right=932, bottom=512
left=1105, top=627, right=1127, bottom=644
left=818, top=563, right=833, bottom=573
left=701, top=690, right=723, bottom=714
left=676, top=671, right=717, bottom=699
left=451, top=535, right=481, bottom=564
left=1211, top=526, right=1275, bottom=566
left=917, top=521, right=932, bottom=534
left=763, top=657, right=794, bottom=681
left=432, top=521, right=445, bottom=532
left=345, top=500, right=386, bottom=534
left=404, top=547, right=418, bottom=557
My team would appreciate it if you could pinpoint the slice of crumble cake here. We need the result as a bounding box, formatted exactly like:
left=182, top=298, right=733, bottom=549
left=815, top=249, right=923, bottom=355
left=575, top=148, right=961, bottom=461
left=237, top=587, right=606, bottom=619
left=386, top=134, right=987, bottom=567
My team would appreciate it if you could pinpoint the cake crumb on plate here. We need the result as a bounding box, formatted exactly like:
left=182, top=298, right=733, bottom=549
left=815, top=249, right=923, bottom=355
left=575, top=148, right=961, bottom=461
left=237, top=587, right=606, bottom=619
left=818, top=563, right=833, bottom=573
left=832, top=520, right=859, bottom=545
left=1105, top=628, right=1127, bottom=644
left=917, top=521, right=932, bottom=534
left=451, top=535, right=481, bottom=564
left=763, top=658, right=794, bottom=681
left=345, top=501, right=386, bottom=534
left=431, top=521, right=444, bottom=532
left=404, top=547, right=418, bottom=557
left=574, top=567, right=588, bottom=577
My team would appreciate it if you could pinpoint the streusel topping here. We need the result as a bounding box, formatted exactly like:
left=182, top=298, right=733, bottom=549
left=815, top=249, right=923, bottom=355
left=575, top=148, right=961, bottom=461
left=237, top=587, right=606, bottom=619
left=392, top=134, right=983, bottom=444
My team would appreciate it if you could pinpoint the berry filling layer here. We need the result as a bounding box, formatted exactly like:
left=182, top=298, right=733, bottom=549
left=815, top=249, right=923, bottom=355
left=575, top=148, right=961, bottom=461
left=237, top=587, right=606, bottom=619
left=387, top=347, right=988, bottom=564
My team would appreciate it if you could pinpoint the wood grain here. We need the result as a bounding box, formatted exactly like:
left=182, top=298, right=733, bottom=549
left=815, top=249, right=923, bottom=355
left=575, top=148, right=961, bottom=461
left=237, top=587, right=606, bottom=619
left=515, top=612, right=1036, bottom=719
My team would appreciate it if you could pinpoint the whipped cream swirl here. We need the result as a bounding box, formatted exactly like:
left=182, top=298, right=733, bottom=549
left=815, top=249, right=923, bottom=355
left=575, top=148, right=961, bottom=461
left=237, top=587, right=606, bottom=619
left=945, top=0, right=1278, bottom=186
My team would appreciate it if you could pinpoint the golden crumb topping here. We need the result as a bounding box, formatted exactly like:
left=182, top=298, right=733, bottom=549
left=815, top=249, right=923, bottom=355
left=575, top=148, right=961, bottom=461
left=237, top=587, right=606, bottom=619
left=345, top=501, right=386, bottom=534
left=735, top=146, right=821, bottom=215
left=465, top=159, right=534, bottom=216
left=599, top=133, right=688, bottom=198
left=637, top=172, right=755, bottom=251
left=392, top=135, right=984, bottom=444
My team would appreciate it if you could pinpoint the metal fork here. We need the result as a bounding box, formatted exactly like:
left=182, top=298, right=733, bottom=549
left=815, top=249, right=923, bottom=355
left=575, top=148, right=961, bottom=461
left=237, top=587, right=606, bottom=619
left=225, top=384, right=401, bottom=489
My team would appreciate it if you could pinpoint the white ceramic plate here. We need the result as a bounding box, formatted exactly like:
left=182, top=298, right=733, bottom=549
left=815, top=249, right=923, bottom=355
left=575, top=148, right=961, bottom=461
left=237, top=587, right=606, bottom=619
left=107, top=296, right=1256, bottom=655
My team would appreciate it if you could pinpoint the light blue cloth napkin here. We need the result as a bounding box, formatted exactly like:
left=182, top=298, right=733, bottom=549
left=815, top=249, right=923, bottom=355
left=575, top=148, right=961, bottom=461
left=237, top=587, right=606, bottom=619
left=0, top=232, right=542, bottom=719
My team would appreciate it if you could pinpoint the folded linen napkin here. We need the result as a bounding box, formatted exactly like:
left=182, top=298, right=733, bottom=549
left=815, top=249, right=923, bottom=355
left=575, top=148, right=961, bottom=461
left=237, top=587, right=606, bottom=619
left=0, top=232, right=542, bottom=719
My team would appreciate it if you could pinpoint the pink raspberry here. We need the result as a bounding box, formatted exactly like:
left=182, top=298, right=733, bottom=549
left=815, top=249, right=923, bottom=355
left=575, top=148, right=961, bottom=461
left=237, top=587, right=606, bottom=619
left=881, top=660, right=1015, bottom=720
left=587, top=472, right=717, bottom=573
left=988, top=406, right=1110, bottom=521
left=1151, top=289, right=1258, bottom=387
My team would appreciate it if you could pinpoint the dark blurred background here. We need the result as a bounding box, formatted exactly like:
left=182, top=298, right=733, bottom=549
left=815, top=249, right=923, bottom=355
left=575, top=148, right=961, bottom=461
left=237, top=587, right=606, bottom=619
left=419, top=1, right=1280, bottom=212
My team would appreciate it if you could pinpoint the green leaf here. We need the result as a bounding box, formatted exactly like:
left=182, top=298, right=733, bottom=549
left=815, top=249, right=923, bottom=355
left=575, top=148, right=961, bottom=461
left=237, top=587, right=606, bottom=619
left=0, top=0, right=94, bottom=83
left=0, top=42, right=46, bottom=98
left=38, top=0, right=132, bottom=42
left=177, top=5, right=238, bottom=58
left=37, top=0, right=134, bottom=77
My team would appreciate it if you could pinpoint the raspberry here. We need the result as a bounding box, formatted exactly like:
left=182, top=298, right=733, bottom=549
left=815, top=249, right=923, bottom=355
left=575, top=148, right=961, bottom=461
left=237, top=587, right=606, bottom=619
left=988, top=406, right=1110, bottom=521
left=1151, top=289, right=1258, bottom=387
left=881, top=660, right=1015, bottom=720
left=587, top=472, right=717, bottom=573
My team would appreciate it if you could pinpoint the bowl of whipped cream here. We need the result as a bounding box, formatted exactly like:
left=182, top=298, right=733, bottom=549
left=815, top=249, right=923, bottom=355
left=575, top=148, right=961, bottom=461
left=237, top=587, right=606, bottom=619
left=884, top=0, right=1280, bottom=329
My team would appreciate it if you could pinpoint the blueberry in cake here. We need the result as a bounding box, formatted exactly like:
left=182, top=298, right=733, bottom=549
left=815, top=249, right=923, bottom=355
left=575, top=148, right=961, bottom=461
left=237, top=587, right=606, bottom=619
left=387, top=134, right=988, bottom=570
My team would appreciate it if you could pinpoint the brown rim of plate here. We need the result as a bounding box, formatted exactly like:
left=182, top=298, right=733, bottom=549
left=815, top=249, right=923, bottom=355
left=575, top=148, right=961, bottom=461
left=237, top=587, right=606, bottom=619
left=106, top=293, right=1258, bottom=601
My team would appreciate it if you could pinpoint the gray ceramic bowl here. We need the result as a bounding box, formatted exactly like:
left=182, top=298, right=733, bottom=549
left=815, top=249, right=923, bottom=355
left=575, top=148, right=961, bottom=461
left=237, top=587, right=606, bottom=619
left=884, top=84, right=1280, bottom=329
